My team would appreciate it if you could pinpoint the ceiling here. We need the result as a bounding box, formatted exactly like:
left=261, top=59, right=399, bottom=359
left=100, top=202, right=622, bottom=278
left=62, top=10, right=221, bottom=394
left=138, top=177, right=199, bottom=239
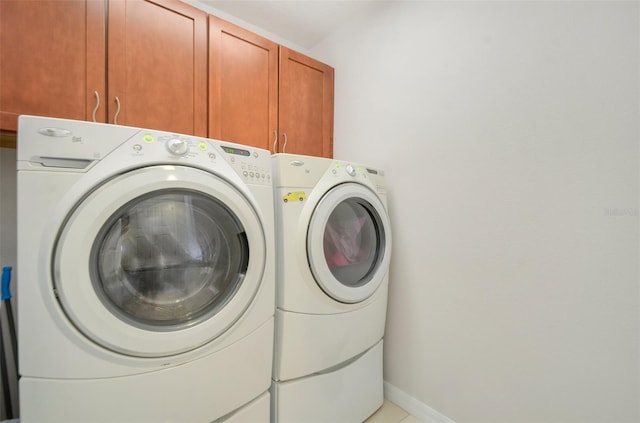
left=196, top=0, right=389, bottom=49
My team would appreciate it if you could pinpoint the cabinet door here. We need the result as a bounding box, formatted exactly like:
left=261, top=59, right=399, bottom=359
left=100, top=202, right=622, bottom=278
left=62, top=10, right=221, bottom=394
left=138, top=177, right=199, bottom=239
left=107, top=0, right=207, bottom=136
left=278, top=47, right=334, bottom=158
left=209, top=16, right=278, bottom=152
left=0, top=0, right=106, bottom=133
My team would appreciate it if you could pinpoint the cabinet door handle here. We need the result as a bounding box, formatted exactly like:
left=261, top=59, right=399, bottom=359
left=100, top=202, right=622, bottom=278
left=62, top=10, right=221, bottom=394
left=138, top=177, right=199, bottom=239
left=272, top=131, right=278, bottom=153
left=91, top=91, right=100, bottom=122
left=282, top=133, right=288, bottom=154
left=113, top=96, right=121, bottom=125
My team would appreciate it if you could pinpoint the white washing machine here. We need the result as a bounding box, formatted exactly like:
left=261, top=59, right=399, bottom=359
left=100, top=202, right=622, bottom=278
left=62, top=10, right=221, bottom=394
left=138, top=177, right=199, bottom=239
left=16, top=116, right=275, bottom=422
left=270, top=153, right=392, bottom=423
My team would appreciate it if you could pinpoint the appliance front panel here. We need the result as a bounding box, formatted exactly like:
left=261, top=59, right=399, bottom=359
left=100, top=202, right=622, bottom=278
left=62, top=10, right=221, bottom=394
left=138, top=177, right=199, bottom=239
left=54, top=165, right=266, bottom=357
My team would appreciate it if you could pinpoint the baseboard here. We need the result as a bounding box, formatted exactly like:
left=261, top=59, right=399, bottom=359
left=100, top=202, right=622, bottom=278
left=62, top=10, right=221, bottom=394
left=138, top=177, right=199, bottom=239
left=383, top=381, right=456, bottom=423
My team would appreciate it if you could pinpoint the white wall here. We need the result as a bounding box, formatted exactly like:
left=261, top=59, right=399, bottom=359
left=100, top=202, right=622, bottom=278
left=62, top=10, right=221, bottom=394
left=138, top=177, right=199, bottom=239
left=313, top=2, right=639, bottom=422
left=184, top=0, right=313, bottom=55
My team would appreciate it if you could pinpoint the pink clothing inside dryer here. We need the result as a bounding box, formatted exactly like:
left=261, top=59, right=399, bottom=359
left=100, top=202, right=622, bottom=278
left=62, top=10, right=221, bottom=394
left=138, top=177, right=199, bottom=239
left=324, top=216, right=368, bottom=268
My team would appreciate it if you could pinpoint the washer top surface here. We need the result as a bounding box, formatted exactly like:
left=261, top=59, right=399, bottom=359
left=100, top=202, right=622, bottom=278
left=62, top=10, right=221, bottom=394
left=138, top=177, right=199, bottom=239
left=18, top=115, right=272, bottom=191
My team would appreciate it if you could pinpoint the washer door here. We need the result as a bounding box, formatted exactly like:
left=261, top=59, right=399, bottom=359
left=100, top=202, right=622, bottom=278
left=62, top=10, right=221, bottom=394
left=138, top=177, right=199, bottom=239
left=54, top=165, right=265, bottom=357
left=307, top=183, right=391, bottom=303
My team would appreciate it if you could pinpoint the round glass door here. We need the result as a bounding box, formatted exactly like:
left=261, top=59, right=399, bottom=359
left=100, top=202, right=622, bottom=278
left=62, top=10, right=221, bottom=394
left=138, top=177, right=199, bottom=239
left=92, top=189, right=248, bottom=330
left=54, top=165, right=266, bottom=357
left=323, top=198, right=382, bottom=287
left=307, top=183, right=391, bottom=303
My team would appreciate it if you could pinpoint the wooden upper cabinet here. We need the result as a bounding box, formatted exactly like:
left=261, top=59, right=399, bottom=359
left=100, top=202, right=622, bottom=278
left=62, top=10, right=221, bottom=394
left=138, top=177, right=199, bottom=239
left=0, top=0, right=106, bottom=132
left=108, top=0, right=207, bottom=136
left=1, top=0, right=333, bottom=153
left=0, top=0, right=206, bottom=139
left=208, top=16, right=278, bottom=152
left=209, top=16, right=334, bottom=158
left=278, top=47, right=334, bottom=158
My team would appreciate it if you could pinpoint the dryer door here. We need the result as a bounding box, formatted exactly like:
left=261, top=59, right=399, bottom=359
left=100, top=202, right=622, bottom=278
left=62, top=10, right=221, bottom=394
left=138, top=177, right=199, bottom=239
left=307, top=182, right=391, bottom=303
left=54, top=165, right=265, bottom=357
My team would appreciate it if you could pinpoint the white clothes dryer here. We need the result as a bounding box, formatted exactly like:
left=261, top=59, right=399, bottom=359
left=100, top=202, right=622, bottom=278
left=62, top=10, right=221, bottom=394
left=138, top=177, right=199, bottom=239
left=16, top=116, right=275, bottom=422
left=270, top=154, right=392, bottom=423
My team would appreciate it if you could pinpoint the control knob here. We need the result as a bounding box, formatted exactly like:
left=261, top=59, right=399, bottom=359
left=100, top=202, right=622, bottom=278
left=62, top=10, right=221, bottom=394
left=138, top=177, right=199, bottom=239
left=166, top=138, right=189, bottom=156
left=345, top=164, right=356, bottom=177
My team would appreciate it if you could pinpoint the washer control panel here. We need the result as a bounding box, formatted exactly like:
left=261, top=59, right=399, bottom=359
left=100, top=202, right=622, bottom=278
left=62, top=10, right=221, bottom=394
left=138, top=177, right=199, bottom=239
left=221, top=144, right=271, bottom=185
left=128, top=131, right=271, bottom=185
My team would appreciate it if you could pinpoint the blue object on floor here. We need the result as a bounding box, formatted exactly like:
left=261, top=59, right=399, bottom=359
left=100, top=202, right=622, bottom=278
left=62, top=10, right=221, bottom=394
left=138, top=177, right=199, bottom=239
left=1, top=266, right=17, bottom=420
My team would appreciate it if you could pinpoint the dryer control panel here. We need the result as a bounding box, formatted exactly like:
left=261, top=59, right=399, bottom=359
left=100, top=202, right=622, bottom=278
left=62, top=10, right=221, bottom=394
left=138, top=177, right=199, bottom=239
left=328, top=161, right=387, bottom=196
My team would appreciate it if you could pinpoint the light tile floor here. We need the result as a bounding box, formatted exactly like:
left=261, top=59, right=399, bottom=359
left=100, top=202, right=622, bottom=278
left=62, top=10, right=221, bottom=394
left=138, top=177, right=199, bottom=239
left=365, top=399, right=421, bottom=423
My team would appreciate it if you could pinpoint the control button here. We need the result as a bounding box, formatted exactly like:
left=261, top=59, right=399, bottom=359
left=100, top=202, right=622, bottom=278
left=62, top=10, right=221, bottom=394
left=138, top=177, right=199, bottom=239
left=243, top=171, right=249, bottom=177
left=249, top=172, right=255, bottom=178
left=143, top=134, right=154, bottom=143
left=345, top=164, right=356, bottom=176
left=253, top=151, right=259, bottom=158
left=166, top=138, right=189, bottom=156
left=133, top=144, right=142, bottom=152
left=197, top=142, right=208, bottom=151
left=209, top=153, right=216, bottom=160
